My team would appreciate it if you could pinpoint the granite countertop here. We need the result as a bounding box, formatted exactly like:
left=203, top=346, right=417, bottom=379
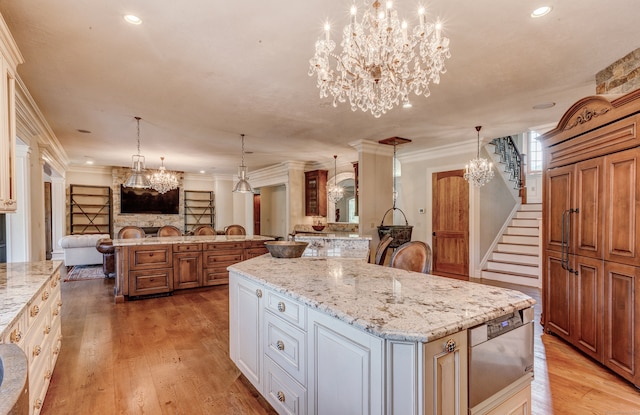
left=294, top=233, right=371, bottom=240
left=229, top=256, right=535, bottom=343
left=0, top=261, right=63, bottom=338
left=302, top=247, right=369, bottom=260
left=112, top=234, right=274, bottom=246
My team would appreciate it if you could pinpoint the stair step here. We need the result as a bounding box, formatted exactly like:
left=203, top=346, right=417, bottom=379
left=486, top=260, right=539, bottom=275
left=505, top=226, right=539, bottom=236
left=492, top=251, right=539, bottom=265
left=519, top=204, right=542, bottom=212
left=481, top=269, right=540, bottom=287
left=515, top=211, right=542, bottom=219
left=496, top=243, right=539, bottom=255
left=502, top=234, right=539, bottom=245
left=511, top=218, right=539, bottom=227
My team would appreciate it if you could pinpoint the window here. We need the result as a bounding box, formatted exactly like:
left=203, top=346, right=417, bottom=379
left=528, top=130, right=543, bottom=173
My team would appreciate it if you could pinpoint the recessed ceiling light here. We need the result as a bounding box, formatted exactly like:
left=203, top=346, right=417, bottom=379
left=533, top=102, right=556, bottom=110
left=200, top=170, right=205, bottom=174
left=402, top=102, right=413, bottom=109
left=124, top=14, right=142, bottom=25
left=85, top=160, right=94, bottom=165
left=531, top=6, right=552, bottom=18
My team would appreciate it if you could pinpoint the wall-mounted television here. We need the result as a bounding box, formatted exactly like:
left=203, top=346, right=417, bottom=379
left=120, top=185, right=179, bottom=214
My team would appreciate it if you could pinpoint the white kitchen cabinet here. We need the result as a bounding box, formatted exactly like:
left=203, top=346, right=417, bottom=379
left=0, top=15, right=22, bottom=212
left=307, top=307, right=384, bottom=415
left=229, top=273, right=263, bottom=387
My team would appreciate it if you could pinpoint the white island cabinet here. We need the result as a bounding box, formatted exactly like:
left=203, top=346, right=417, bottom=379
left=229, top=256, right=534, bottom=415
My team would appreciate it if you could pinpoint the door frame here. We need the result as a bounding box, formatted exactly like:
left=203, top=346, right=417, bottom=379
left=426, top=164, right=481, bottom=278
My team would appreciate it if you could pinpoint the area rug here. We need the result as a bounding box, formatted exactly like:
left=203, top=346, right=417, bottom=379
left=64, top=265, right=105, bottom=281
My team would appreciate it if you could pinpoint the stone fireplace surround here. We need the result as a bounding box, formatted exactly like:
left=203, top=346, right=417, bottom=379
left=112, top=167, right=184, bottom=237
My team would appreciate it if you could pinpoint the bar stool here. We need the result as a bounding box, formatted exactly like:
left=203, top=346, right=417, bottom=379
left=193, top=225, right=216, bottom=235
left=224, top=224, right=246, bottom=235
left=157, top=225, right=182, bottom=237
left=117, top=226, right=146, bottom=239
left=389, top=241, right=432, bottom=274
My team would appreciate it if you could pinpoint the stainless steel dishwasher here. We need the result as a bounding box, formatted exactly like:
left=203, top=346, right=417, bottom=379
left=468, top=306, right=535, bottom=408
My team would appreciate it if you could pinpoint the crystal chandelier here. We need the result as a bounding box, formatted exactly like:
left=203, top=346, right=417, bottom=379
left=123, top=116, right=151, bottom=188
left=149, top=157, right=179, bottom=194
left=327, top=155, right=344, bottom=203
left=308, top=0, right=451, bottom=118
left=464, top=126, right=494, bottom=187
left=233, top=134, right=254, bottom=193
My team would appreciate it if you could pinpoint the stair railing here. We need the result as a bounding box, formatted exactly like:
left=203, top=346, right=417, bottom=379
left=491, top=136, right=527, bottom=204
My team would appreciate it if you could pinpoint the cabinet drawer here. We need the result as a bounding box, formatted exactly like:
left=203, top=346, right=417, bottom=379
left=129, top=269, right=173, bottom=296
left=203, top=251, right=243, bottom=266
left=26, top=311, right=49, bottom=366
left=203, top=268, right=230, bottom=286
left=265, top=290, right=306, bottom=329
left=2, top=312, right=25, bottom=346
left=129, top=245, right=173, bottom=270
left=246, top=247, right=268, bottom=259
left=245, top=240, right=268, bottom=248
left=264, top=356, right=307, bottom=415
left=27, top=284, right=53, bottom=327
left=204, top=242, right=244, bottom=250
left=174, top=243, right=201, bottom=253
left=264, top=311, right=306, bottom=385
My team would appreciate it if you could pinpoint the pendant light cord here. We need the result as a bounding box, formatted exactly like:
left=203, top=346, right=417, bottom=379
left=392, top=142, right=397, bottom=208
left=475, top=125, right=482, bottom=158
left=135, top=116, right=142, bottom=155
left=241, top=134, right=246, bottom=167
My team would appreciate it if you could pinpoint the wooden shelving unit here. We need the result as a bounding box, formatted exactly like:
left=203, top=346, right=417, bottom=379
left=69, top=184, right=112, bottom=235
left=184, top=190, right=215, bottom=233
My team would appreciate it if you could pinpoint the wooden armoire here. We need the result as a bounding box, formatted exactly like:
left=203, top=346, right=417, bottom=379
left=540, top=89, right=640, bottom=387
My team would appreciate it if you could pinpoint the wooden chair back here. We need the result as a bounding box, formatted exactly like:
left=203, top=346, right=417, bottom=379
left=373, top=234, right=394, bottom=265
left=225, top=224, right=246, bottom=236
left=117, top=226, right=146, bottom=239
left=389, top=241, right=432, bottom=274
left=192, top=225, right=216, bottom=236
left=157, top=225, right=182, bottom=237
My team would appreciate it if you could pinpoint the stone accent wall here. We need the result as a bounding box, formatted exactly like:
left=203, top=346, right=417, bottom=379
left=112, top=167, right=184, bottom=236
left=596, top=48, right=640, bottom=94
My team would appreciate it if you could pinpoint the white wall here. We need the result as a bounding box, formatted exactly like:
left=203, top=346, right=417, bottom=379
left=260, top=185, right=286, bottom=237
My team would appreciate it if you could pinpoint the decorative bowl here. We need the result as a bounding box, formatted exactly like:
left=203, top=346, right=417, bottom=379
left=312, top=225, right=325, bottom=231
left=265, top=241, right=309, bottom=258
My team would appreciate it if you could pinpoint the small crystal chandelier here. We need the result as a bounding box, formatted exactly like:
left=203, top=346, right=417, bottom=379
left=464, top=126, right=494, bottom=187
left=327, top=155, right=344, bottom=204
left=149, top=157, right=179, bottom=194
left=309, top=0, right=451, bottom=118
left=123, top=116, right=151, bottom=188
left=233, top=134, right=254, bottom=193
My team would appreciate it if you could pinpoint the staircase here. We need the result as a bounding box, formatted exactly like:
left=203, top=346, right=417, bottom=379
left=481, top=203, right=542, bottom=287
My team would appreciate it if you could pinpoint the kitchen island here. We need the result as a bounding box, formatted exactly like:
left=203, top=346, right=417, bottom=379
left=112, top=235, right=273, bottom=302
left=229, top=256, right=536, bottom=415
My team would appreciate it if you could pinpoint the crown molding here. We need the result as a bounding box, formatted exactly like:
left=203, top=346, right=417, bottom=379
left=0, top=14, right=24, bottom=69
left=399, top=138, right=477, bottom=164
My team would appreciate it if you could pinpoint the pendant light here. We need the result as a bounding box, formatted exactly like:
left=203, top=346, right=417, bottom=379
left=464, top=126, right=494, bottom=187
left=124, top=116, right=151, bottom=188
left=233, top=133, right=254, bottom=193
left=327, top=155, right=344, bottom=204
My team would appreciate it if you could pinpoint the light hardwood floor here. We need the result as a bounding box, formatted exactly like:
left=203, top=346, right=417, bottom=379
left=41, top=277, right=640, bottom=414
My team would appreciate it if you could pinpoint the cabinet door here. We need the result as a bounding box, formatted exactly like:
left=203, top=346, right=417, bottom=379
left=544, top=250, right=572, bottom=340
left=307, top=308, right=384, bottom=415
left=545, top=164, right=575, bottom=253
left=572, top=255, right=604, bottom=361
left=604, top=148, right=640, bottom=266
left=604, top=262, right=640, bottom=385
left=574, top=158, right=604, bottom=258
left=424, top=331, right=468, bottom=415
left=229, top=272, right=263, bottom=388
left=173, top=252, right=202, bottom=289
left=305, top=170, right=327, bottom=217
left=0, top=61, right=16, bottom=212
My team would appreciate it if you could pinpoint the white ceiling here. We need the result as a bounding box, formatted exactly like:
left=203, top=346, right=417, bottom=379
left=1, top=0, right=639, bottom=175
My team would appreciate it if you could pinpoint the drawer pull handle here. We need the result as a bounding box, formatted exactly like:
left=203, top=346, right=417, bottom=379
left=10, top=329, right=22, bottom=343
left=444, top=339, right=457, bottom=353
left=33, top=345, right=42, bottom=357
left=45, top=370, right=52, bottom=380
left=276, top=340, right=285, bottom=351
left=58, top=301, right=63, bottom=308
left=42, top=290, right=49, bottom=300
left=256, top=289, right=263, bottom=298
left=277, top=302, right=286, bottom=312
left=31, top=305, right=40, bottom=317
left=53, top=308, right=59, bottom=316
left=277, top=391, right=286, bottom=402
left=51, top=279, right=58, bottom=288
left=54, top=346, right=60, bottom=355
left=44, top=325, right=51, bottom=334
left=34, top=399, right=43, bottom=409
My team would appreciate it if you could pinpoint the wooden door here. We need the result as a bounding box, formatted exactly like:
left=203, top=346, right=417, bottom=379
left=545, top=164, right=575, bottom=253
left=544, top=250, right=572, bottom=340
left=432, top=169, right=469, bottom=279
left=574, top=158, right=604, bottom=259
left=253, top=193, right=261, bottom=235
left=573, top=255, right=604, bottom=362
left=604, top=148, right=640, bottom=266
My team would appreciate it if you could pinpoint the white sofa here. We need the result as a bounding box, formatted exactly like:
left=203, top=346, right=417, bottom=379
left=58, top=234, right=109, bottom=266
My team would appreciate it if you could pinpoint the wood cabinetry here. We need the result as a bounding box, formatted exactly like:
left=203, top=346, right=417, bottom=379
left=245, top=240, right=268, bottom=259
left=69, top=184, right=112, bottom=235
left=173, top=244, right=202, bottom=289
left=541, top=90, right=640, bottom=387
left=304, top=170, right=327, bottom=217
left=127, top=245, right=174, bottom=297
left=203, top=241, right=244, bottom=286
left=0, top=17, right=22, bottom=213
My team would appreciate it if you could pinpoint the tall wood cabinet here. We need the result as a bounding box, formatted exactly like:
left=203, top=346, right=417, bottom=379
left=304, top=170, right=327, bottom=217
left=541, top=90, right=640, bottom=387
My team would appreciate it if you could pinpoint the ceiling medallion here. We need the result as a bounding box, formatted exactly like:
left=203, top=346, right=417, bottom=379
left=309, top=0, right=451, bottom=118
left=149, top=157, right=179, bottom=194
left=464, top=126, right=494, bottom=187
